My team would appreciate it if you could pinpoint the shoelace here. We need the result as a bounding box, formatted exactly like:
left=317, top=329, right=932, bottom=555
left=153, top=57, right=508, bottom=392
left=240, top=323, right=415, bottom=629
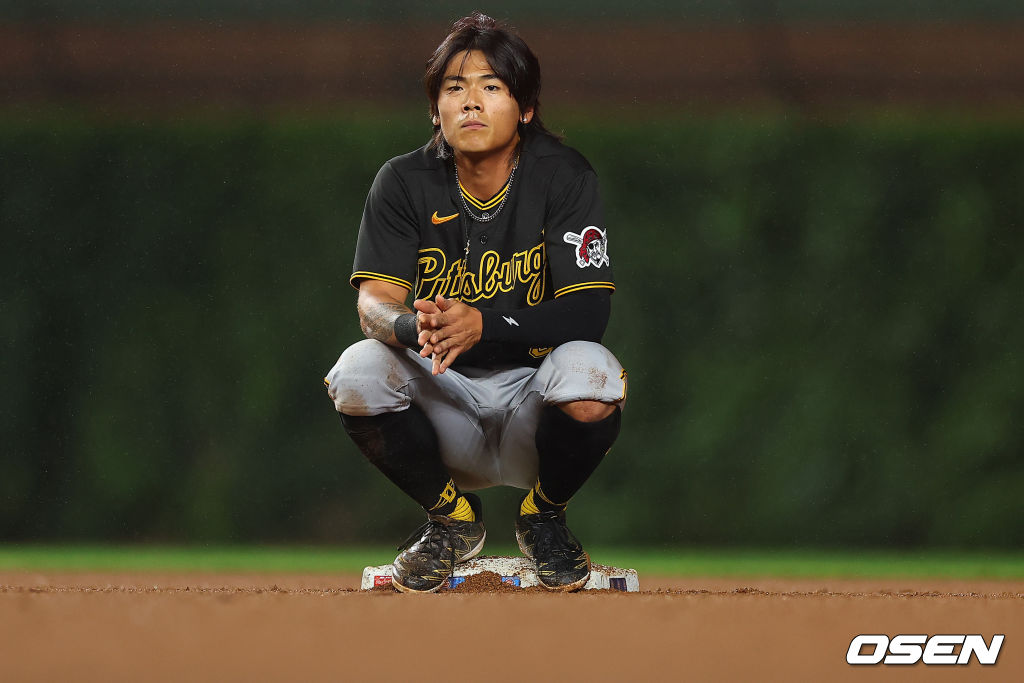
left=396, top=519, right=459, bottom=587
left=530, top=511, right=580, bottom=560
left=397, top=519, right=451, bottom=552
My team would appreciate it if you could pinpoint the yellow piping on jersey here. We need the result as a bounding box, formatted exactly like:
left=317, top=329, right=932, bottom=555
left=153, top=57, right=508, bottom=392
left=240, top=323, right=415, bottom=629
left=458, top=180, right=508, bottom=211
left=553, top=282, right=615, bottom=298
left=349, top=271, right=414, bottom=292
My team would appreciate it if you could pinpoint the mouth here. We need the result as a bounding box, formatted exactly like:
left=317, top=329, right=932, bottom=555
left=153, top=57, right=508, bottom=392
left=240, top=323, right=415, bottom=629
left=461, top=121, right=486, bottom=130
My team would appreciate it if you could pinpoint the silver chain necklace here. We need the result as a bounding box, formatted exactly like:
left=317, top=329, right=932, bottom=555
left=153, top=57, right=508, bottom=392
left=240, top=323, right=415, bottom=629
left=454, top=160, right=517, bottom=223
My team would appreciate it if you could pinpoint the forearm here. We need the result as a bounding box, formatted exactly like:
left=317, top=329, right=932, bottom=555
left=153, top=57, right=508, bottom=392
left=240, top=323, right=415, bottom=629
left=356, top=280, right=417, bottom=348
left=478, top=290, right=610, bottom=346
left=358, top=299, right=410, bottom=346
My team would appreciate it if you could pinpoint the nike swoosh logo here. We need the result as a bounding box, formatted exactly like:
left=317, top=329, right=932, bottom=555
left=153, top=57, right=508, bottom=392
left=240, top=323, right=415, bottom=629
left=431, top=211, right=459, bottom=225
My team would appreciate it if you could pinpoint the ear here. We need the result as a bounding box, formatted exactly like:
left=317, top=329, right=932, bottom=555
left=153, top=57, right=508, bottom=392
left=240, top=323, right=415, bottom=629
left=520, top=108, right=535, bottom=124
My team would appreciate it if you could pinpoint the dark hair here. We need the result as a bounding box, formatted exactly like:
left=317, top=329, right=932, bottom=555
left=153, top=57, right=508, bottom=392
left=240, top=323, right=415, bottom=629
left=424, top=12, right=558, bottom=155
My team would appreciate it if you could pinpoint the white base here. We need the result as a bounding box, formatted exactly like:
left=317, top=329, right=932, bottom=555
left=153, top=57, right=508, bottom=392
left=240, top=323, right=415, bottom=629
left=361, top=555, right=639, bottom=592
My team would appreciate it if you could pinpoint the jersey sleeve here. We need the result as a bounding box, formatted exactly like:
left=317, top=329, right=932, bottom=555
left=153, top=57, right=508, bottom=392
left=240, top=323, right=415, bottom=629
left=350, top=162, right=420, bottom=292
left=545, top=170, right=615, bottom=298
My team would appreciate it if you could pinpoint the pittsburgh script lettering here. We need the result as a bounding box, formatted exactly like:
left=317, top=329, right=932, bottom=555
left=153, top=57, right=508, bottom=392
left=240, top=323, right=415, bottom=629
left=416, top=243, right=546, bottom=305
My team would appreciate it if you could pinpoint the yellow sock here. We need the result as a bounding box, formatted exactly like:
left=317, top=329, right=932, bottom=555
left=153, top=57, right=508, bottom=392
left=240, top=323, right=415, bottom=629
left=429, top=479, right=475, bottom=521
left=448, top=495, right=475, bottom=522
left=520, top=482, right=565, bottom=516
left=520, top=488, right=541, bottom=515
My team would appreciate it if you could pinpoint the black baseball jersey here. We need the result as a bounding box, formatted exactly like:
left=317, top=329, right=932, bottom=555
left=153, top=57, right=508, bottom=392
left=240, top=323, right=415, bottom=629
left=351, top=130, right=614, bottom=368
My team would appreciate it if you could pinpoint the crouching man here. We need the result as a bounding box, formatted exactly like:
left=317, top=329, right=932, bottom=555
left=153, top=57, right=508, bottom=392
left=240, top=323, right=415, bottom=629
left=325, top=13, right=625, bottom=593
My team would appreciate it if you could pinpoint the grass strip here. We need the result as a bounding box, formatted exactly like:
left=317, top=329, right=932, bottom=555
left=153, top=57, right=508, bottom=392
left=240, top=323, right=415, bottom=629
left=1, top=545, right=1021, bottom=579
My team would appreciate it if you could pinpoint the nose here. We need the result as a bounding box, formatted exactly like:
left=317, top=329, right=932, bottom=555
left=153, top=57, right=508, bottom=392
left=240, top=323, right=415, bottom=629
left=462, top=87, right=482, bottom=111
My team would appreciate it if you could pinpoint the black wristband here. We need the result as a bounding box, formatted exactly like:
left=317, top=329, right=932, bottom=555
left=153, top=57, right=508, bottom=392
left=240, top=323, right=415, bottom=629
left=394, top=313, right=420, bottom=349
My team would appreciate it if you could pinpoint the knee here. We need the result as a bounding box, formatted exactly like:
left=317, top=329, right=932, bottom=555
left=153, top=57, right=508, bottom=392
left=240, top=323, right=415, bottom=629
left=547, top=340, right=617, bottom=367
left=324, top=339, right=407, bottom=415
left=545, top=341, right=626, bottom=403
left=558, top=400, right=617, bottom=422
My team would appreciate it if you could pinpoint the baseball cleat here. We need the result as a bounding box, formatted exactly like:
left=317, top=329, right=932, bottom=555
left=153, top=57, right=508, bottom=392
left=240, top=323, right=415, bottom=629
left=392, top=492, right=485, bottom=593
left=515, top=505, right=591, bottom=592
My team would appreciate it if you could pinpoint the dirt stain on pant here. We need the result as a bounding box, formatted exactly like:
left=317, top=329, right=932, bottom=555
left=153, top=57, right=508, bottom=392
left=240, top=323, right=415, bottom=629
left=337, top=388, right=369, bottom=416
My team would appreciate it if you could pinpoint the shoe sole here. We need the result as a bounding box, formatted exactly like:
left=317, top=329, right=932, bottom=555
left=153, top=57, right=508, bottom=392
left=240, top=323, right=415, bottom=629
left=392, top=576, right=447, bottom=594
left=516, top=530, right=591, bottom=592
left=392, top=530, right=487, bottom=594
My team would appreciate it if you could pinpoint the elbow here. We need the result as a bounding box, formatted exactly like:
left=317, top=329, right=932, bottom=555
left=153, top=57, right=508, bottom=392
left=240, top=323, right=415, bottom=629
left=586, top=320, right=608, bottom=343
left=355, top=300, right=374, bottom=340
left=580, top=321, right=607, bottom=344
left=570, top=290, right=611, bottom=343
left=586, top=292, right=611, bottom=341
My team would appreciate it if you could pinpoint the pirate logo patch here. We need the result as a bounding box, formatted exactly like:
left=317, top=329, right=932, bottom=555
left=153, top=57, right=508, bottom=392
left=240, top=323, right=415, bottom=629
left=563, top=226, right=610, bottom=268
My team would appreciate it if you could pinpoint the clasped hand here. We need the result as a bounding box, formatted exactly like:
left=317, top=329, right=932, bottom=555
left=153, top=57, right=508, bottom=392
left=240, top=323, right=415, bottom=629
left=414, top=295, right=482, bottom=375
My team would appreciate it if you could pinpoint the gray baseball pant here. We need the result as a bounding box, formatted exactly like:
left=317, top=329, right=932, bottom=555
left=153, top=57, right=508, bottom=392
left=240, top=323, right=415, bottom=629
left=325, top=340, right=626, bottom=491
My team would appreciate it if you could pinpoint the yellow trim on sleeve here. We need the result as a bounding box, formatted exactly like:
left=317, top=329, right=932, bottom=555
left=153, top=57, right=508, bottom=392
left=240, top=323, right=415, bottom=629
left=553, top=282, right=615, bottom=298
left=349, top=271, right=414, bottom=292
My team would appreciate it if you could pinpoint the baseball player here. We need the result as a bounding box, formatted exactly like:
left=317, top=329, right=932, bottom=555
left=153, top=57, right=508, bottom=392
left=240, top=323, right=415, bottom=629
left=325, top=12, right=625, bottom=593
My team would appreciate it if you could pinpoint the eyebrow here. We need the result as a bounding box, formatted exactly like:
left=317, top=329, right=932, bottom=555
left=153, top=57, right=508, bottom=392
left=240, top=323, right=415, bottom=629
left=444, top=74, right=501, bottom=83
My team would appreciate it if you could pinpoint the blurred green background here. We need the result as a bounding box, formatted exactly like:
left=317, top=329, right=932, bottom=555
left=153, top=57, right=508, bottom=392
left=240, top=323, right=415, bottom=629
left=2, top=2, right=1022, bottom=551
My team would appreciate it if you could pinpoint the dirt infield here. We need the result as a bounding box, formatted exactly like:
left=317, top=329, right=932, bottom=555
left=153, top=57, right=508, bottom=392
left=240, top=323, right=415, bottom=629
left=2, top=570, right=1020, bottom=681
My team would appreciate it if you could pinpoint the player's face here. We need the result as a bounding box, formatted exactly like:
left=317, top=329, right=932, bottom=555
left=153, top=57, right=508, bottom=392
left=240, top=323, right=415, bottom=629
left=437, top=50, right=533, bottom=160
